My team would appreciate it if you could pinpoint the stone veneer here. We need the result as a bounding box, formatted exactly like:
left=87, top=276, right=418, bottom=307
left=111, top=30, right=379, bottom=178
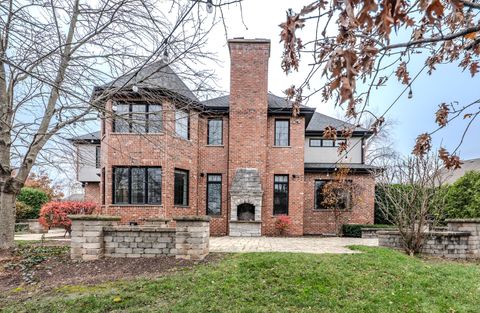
left=70, top=215, right=210, bottom=261
left=378, top=219, right=480, bottom=259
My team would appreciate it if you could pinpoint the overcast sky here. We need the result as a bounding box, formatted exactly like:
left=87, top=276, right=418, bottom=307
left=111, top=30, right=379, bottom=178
left=202, top=0, right=480, bottom=160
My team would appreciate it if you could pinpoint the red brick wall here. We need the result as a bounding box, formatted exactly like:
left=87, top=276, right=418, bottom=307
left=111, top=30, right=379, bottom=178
left=198, top=115, right=229, bottom=235
left=100, top=99, right=201, bottom=223
left=84, top=182, right=100, bottom=204
left=303, top=172, right=375, bottom=235
left=263, top=116, right=305, bottom=236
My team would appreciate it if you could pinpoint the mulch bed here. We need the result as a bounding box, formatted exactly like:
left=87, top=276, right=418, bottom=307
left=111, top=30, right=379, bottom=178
left=0, top=241, right=222, bottom=299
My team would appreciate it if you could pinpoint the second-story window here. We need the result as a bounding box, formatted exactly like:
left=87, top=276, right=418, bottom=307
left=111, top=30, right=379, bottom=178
left=175, top=109, right=189, bottom=140
left=113, top=102, right=162, bottom=133
left=208, top=119, right=223, bottom=145
left=274, top=119, right=290, bottom=146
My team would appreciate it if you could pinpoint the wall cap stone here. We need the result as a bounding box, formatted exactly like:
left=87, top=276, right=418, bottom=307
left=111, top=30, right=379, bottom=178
left=230, top=220, right=262, bottom=224
left=377, top=230, right=470, bottom=237
left=143, top=217, right=171, bottom=222
left=173, top=216, right=211, bottom=222
left=103, top=226, right=175, bottom=232
left=68, top=215, right=121, bottom=221
left=446, top=218, right=480, bottom=223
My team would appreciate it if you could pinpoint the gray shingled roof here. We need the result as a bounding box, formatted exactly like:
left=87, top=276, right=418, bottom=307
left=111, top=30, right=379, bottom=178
left=203, top=93, right=310, bottom=110
left=101, top=61, right=198, bottom=102
left=69, top=131, right=100, bottom=143
left=306, top=112, right=368, bottom=133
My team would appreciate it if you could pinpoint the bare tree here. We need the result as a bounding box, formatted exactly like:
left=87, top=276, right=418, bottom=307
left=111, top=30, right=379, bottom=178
left=0, top=0, right=239, bottom=250
left=279, top=1, right=480, bottom=169
left=375, top=154, right=446, bottom=255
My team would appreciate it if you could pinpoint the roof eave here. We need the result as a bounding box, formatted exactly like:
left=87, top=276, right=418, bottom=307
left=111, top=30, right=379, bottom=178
left=305, top=130, right=374, bottom=137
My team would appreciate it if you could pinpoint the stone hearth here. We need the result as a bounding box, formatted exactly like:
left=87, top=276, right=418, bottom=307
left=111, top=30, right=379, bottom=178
left=229, top=168, right=263, bottom=236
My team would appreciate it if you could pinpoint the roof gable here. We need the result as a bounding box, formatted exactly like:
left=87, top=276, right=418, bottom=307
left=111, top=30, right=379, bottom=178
left=98, top=61, right=199, bottom=103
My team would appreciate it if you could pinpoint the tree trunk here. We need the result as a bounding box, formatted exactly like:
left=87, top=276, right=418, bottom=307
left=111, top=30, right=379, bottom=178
left=0, top=190, right=16, bottom=250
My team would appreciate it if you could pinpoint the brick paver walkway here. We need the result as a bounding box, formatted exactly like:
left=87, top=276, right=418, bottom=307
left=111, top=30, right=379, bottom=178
left=209, top=236, right=378, bottom=254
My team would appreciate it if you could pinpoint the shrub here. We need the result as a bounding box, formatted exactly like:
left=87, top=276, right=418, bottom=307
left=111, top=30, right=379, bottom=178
left=16, top=187, right=49, bottom=219
left=342, top=224, right=394, bottom=238
left=39, top=201, right=96, bottom=234
left=275, top=215, right=292, bottom=235
left=442, top=171, right=480, bottom=219
left=15, top=201, right=36, bottom=221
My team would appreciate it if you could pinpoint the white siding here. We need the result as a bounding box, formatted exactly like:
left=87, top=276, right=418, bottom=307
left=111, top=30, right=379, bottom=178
left=304, top=137, right=363, bottom=164
left=77, top=144, right=100, bottom=182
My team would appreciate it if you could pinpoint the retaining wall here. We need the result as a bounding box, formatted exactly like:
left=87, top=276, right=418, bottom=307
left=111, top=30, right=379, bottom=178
left=378, top=219, right=480, bottom=259
left=70, top=215, right=210, bottom=261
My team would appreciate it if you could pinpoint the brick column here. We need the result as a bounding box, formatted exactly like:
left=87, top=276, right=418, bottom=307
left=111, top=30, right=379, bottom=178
left=447, top=219, right=480, bottom=258
left=174, top=216, right=211, bottom=260
left=69, top=215, right=121, bottom=261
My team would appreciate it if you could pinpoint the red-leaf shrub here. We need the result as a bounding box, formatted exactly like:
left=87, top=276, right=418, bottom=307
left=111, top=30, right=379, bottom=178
left=39, top=201, right=96, bottom=234
left=275, top=215, right=292, bottom=236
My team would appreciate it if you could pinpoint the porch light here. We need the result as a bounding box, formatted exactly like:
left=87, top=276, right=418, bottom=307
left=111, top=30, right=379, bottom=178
left=408, top=86, right=413, bottom=99
left=112, top=104, right=117, bottom=111
left=206, top=0, right=213, bottom=13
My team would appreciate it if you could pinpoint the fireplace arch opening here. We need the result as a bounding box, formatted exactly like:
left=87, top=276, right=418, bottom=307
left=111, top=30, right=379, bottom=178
left=237, top=203, right=255, bottom=221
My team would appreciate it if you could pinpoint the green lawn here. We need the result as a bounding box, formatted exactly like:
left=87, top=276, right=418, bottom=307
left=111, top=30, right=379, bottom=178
left=3, top=246, right=480, bottom=313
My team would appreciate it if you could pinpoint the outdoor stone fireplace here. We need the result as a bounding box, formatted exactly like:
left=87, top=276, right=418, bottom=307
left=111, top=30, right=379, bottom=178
left=229, top=168, right=263, bottom=236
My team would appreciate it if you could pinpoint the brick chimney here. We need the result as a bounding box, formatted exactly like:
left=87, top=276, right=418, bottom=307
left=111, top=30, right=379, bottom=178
left=227, top=38, right=270, bottom=170
left=227, top=38, right=270, bottom=236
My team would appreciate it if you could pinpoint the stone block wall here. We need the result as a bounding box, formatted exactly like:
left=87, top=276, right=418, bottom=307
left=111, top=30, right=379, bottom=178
left=378, top=219, right=480, bottom=259
left=70, top=215, right=121, bottom=261
left=104, top=226, right=176, bottom=258
left=70, top=215, right=210, bottom=260
left=175, top=216, right=210, bottom=260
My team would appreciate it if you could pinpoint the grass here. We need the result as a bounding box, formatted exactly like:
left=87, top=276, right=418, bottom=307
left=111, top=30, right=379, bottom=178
left=2, top=246, right=480, bottom=312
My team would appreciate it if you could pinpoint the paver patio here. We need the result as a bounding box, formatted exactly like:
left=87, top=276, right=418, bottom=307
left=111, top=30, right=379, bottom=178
left=15, top=230, right=378, bottom=254
left=209, top=236, right=378, bottom=254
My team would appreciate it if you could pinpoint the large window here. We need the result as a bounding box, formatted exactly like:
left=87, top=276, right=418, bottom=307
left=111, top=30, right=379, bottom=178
left=206, top=174, right=222, bottom=215
left=273, top=175, right=289, bottom=215
left=314, top=180, right=352, bottom=210
left=208, top=119, right=223, bottom=145
left=112, top=167, right=162, bottom=204
left=113, top=102, right=162, bottom=133
left=175, top=109, right=189, bottom=140
left=274, top=120, right=290, bottom=146
left=174, top=169, right=189, bottom=206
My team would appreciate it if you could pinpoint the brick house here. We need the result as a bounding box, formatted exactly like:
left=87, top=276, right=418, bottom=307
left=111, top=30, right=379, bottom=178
left=70, top=38, right=376, bottom=236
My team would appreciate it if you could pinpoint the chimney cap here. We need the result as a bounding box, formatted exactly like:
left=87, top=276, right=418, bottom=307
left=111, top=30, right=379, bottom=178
left=227, top=38, right=271, bottom=44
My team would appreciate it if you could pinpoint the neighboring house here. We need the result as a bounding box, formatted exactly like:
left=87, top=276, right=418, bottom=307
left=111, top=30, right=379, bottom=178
left=70, top=38, right=376, bottom=236
left=68, top=131, right=101, bottom=203
left=442, top=158, right=480, bottom=184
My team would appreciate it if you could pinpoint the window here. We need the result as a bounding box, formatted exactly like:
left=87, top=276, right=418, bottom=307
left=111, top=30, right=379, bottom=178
left=175, top=109, right=189, bottom=139
left=309, top=138, right=346, bottom=147
left=274, top=120, right=290, bottom=146
left=113, top=102, right=162, bottom=133
left=206, top=174, right=222, bottom=215
left=208, top=119, right=223, bottom=145
left=273, top=175, right=289, bottom=215
left=314, top=180, right=352, bottom=210
left=112, top=167, right=162, bottom=204
left=114, top=103, right=130, bottom=133
left=322, top=139, right=334, bottom=147
left=174, top=169, right=189, bottom=206
left=309, top=139, right=322, bottom=147
left=95, top=146, right=101, bottom=168
left=101, top=168, right=105, bottom=205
